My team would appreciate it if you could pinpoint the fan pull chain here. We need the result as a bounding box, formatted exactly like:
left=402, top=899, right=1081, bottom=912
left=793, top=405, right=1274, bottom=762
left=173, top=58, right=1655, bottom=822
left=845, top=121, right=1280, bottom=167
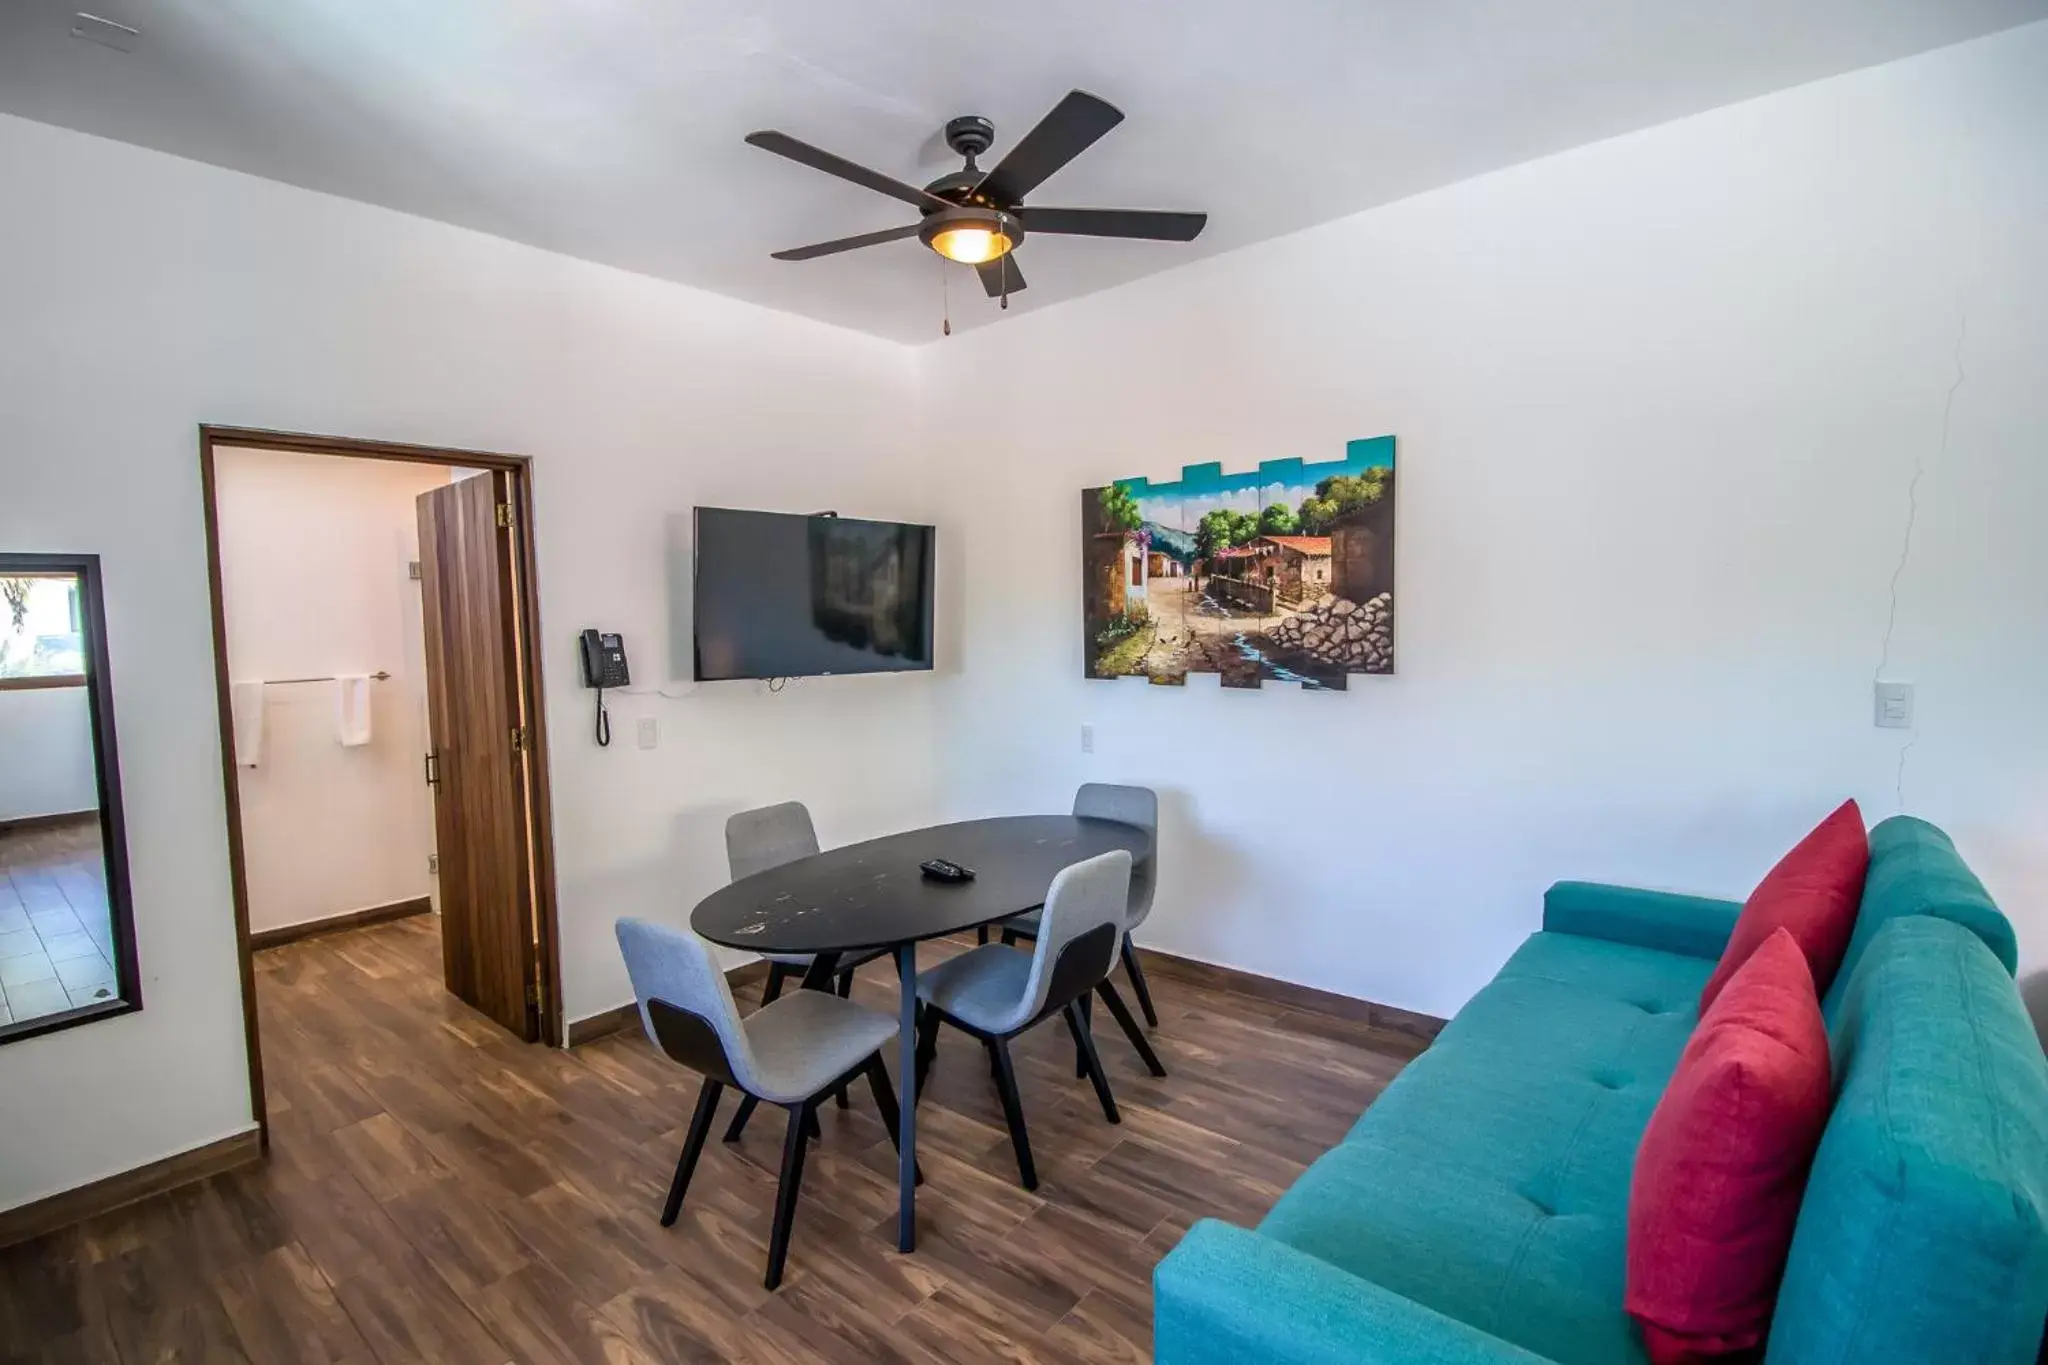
left=1000, top=253, right=1010, bottom=310
left=941, top=255, right=951, bottom=336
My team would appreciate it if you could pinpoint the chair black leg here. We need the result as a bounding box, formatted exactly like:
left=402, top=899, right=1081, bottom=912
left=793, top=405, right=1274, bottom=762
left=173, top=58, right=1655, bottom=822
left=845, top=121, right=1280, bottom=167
left=976, top=925, right=988, bottom=945
left=1001, top=928, right=1021, bottom=948
left=1096, top=979, right=1168, bottom=1077
left=760, top=962, right=789, bottom=1008
left=863, top=1055, right=923, bottom=1185
left=914, top=1004, right=941, bottom=1097
left=828, top=970, right=855, bottom=1109
left=722, top=1093, right=760, bottom=1144
left=1121, top=938, right=1160, bottom=1028
left=1074, top=990, right=1093, bottom=1077
left=765, top=1102, right=814, bottom=1290
left=988, top=1038, right=1037, bottom=1191
left=1064, top=1003, right=1120, bottom=1125
left=661, top=1078, right=724, bottom=1227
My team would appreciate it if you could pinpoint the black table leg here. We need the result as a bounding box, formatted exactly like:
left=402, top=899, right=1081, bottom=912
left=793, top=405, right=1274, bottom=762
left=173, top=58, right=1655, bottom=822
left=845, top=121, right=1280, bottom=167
left=895, top=941, right=918, bottom=1252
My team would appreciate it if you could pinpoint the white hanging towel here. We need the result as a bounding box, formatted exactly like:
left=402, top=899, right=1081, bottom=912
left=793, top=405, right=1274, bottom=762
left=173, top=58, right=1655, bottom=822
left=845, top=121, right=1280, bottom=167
left=230, top=680, right=265, bottom=767
left=336, top=675, right=374, bottom=747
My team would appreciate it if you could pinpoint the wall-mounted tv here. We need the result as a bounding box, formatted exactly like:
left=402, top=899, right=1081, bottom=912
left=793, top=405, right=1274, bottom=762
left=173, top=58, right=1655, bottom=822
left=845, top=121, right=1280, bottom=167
left=692, top=507, right=936, bottom=681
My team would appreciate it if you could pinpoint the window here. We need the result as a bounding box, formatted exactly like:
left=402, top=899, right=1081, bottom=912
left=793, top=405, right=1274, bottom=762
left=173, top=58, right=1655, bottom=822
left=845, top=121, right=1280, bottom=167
left=0, top=573, right=86, bottom=684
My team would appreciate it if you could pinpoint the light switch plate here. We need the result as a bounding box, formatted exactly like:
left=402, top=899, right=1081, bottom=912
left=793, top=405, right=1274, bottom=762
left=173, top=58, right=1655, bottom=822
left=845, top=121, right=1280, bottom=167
left=1080, top=723, right=1095, bottom=754
left=636, top=717, right=658, bottom=750
left=1874, top=680, right=1914, bottom=729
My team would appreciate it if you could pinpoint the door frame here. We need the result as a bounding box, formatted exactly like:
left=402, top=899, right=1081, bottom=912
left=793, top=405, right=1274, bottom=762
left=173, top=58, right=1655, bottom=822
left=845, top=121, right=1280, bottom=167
left=196, top=424, right=566, bottom=1147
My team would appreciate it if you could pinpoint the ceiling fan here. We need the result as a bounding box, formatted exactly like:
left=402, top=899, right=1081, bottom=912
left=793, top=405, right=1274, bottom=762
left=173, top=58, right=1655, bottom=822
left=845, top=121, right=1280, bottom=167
left=745, top=90, right=1208, bottom=307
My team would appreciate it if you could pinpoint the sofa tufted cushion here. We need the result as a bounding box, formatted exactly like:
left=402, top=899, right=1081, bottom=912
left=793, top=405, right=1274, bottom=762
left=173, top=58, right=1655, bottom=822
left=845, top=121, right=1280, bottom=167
left=1262, top=1140, right=1648, bottom=1365
left=1494, top=931, right=1713, bottom=1017
left=1276, top=932, right=1718, bottom=1364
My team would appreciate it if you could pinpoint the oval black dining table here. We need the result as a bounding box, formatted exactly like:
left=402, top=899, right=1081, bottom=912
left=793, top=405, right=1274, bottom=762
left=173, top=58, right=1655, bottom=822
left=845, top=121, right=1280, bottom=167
left=690, top=813, right=1154, bottom=1252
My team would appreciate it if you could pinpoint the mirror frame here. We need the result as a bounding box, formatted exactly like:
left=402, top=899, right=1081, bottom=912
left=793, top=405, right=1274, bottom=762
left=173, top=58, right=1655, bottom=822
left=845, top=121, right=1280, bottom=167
left=0, top=552, right=141, bottom=1044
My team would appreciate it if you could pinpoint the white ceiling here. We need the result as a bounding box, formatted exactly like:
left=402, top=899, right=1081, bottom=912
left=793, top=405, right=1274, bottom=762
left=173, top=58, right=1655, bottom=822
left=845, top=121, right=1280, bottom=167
left=3, top=1, right=2043, bottom=343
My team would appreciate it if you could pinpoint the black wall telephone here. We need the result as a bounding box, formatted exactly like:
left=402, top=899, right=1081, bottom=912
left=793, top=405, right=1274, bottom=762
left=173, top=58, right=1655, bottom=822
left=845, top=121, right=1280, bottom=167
left=580, top=630, right=630, bottom=689
left=579, top=630, right=630, bottom=746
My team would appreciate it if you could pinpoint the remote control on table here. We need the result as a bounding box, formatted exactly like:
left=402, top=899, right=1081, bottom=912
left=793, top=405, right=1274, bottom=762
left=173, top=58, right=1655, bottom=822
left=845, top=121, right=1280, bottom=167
left=919, top=858, right=976, bottom=882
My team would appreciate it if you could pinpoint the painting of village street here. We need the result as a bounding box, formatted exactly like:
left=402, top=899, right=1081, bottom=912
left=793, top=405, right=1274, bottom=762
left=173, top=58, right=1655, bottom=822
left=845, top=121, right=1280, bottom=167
left=1083, top=437, right=1395, bottom=689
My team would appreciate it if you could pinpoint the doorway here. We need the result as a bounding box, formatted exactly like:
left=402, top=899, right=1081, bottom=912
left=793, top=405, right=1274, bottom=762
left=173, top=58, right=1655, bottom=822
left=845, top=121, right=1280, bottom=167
left=197, top=426, right=563, bottom=1145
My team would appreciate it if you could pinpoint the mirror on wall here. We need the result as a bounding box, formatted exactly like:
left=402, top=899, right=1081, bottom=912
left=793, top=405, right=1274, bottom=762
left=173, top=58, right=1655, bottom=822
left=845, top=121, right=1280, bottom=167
left=0, top=553, right=139, bottom=1042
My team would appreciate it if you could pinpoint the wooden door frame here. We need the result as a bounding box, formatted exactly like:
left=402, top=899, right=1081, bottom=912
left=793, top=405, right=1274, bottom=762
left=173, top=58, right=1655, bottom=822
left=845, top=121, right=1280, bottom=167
left=196, top=425, right=566, bottom=1148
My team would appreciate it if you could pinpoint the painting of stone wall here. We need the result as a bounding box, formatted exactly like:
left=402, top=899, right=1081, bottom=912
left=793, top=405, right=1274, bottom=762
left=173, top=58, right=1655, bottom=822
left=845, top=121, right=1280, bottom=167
left=1081, top=437, right=1395, bottom=689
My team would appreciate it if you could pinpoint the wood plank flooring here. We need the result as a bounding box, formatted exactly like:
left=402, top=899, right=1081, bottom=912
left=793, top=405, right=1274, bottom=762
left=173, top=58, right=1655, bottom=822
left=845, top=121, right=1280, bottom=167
left=0, top=915, right=1424, bottom=1364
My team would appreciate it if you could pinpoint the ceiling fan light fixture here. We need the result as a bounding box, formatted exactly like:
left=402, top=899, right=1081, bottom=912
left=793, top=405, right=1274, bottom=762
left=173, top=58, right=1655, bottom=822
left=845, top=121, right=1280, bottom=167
left=920, top=207, right=1021, bottom=265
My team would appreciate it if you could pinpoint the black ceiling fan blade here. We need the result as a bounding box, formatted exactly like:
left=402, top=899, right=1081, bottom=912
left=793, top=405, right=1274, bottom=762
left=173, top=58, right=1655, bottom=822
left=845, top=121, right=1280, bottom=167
left=770, top=223, right=921, bottom=261
left=745, top=131, right=951, bottom=212
left=974, top=256, right=1027, bottom=298
left=976, top=91, right=1124, bottom=206
left=1019, top=208, right=1208, bottom=241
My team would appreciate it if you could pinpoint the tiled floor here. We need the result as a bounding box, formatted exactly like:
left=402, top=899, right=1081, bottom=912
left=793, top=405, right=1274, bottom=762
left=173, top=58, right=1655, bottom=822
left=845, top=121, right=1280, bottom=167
left=0, top=815, right=117, bottom=1027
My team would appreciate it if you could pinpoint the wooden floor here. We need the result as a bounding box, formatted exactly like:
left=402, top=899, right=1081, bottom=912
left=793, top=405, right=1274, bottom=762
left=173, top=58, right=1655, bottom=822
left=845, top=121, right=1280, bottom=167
left=0, top=915, right=1424, bottom=1364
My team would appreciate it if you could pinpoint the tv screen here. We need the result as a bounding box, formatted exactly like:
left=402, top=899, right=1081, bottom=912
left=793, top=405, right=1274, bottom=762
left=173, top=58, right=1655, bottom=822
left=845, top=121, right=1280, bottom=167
left=692, top=507, right=936, bottom=681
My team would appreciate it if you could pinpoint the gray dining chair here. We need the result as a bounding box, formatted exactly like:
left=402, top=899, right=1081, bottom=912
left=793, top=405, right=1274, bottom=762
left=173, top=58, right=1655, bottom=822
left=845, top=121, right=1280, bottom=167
left=726, top=801, right=890, bottom=1121
left=615, top=917, right=907, bottom=1290
left=998, top=783, right=1162, bottom=1031
left=727, top=802, right=882, bottom=1000
left=913, top=850, right=1163, bottom=1191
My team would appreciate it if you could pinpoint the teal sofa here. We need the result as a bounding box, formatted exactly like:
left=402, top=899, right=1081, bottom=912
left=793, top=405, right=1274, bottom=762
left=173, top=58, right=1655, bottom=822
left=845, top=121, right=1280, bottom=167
left=1155, top=818, right=2048, bottom=1364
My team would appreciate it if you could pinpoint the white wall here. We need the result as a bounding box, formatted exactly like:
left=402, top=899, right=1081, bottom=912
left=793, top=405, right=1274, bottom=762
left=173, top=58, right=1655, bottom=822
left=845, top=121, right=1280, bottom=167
left=214, top=448, right=444, bottom=933
left=0, top=688, right=98, bottom=822
left=0, top=112, right=932, bottom=1212
left=917, top=23, right=2048, bottom=1019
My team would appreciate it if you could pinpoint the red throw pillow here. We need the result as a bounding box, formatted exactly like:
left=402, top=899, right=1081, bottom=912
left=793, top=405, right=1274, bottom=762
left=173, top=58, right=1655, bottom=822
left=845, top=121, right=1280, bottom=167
left=1699, top=799, right=1867, bottom=1012
left=1627, top=928, right=1831, bottom=1362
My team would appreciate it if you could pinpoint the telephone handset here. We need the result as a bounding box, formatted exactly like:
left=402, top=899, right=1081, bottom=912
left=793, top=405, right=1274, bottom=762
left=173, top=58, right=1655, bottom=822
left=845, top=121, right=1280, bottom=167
left=579, top=630, right=629, bottom=746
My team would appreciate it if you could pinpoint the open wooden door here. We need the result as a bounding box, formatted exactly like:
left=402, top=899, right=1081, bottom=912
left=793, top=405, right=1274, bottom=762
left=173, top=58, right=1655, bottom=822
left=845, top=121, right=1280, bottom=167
left=417, top=471, right=538, bottom=1040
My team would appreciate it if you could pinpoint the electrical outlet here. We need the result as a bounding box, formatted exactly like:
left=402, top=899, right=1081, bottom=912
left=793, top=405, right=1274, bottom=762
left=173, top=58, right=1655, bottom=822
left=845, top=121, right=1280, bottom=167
left=1874, top=680, right=1914, bottom=729
left=428, top=852, right=439, bottom=875
left=1080, top=723, right=1095, bottom=754
left=636, top=716, right=659, bottom=750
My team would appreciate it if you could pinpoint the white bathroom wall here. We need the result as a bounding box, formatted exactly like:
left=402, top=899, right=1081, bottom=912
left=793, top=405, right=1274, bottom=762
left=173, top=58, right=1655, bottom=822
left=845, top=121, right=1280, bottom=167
left=917, top=23, right=2048, bottom=1019
left=214, top=447, right=445, bottom=933
left=0, top=688, right=98, bottom=823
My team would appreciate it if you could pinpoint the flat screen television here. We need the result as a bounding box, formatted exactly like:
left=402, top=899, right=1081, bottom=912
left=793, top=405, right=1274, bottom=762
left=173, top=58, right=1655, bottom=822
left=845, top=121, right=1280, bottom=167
left=692, top=507, right=936, bottom=681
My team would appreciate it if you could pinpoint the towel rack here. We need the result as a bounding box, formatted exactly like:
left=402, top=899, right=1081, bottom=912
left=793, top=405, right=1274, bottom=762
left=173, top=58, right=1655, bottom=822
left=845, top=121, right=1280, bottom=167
left=267, top=671, right=392, bottom=685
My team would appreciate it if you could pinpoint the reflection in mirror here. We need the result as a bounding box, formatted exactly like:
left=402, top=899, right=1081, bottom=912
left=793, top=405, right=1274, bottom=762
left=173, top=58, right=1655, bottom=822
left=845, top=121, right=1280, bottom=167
left=0, top=555, right=139, bottom=1042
